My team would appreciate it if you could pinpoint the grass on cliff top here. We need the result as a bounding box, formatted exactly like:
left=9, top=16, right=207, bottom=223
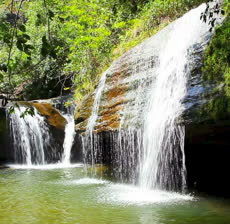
left=112, top=0, right=208, bottom=59
left=75, top=0, right=209, bottom=102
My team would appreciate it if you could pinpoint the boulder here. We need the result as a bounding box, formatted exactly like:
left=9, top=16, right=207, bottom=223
left=33, top=103, right=67, bottom=130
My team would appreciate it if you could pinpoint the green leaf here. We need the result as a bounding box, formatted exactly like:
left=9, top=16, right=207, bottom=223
left=18, top=24, right=26, bottom=32
left=22, top=34, right=30, bottom=40
left=41, top=46, right=49, bottom=57
left=50, top=49, right=57, bottom=59
left=48, top=10, right=55, bottom=20
left=8, top=106, right=15, bottom=114
left=17, top=35, right=27, bottom=44
left=0, top=73, right=3, bottom=81
left=36, top=13, right=42, bottom=26
left=16, top=41, right=24, bottom=51
left=42, top=35, right=48, bottom=44
left=24, top=44, right=34, bottom=55
left=0, top=63, right=7, bottom=72
left=3, top=35, right=11, bottom=44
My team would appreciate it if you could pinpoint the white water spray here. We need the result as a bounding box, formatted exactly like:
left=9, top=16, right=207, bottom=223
left=61, top=114, right=75, bottom=165
left=139, top=4, right=217, bottom=190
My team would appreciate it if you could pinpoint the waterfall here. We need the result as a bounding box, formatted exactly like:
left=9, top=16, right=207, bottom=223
left=87, top=72, right=108, bottom=134
left=7, top=99, right=78, bottom=167
left=82, top=72, right=108, bottom=166
left=61, top=114, right=75, bottom=165
left=82, top=3, right=222, bottom=191
left=139, top=3, right=221, bottom=191
left=8, top=106, right=49, bottom=165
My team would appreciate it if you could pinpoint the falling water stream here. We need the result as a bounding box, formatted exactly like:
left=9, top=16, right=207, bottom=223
left=7, top=104, right=76, bottom=167
left=82, top=71, right=108, bottom=166
left=139, top=4, right=210, bottom=191
left=139, top=3, right=222, bottom=190
left=8, top=106, right=48, bottom=165
left=61, top=114, right=76, bottom=165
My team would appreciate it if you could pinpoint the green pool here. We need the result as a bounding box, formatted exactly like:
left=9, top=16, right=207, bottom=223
left=0, top=166, right=230, bottom=224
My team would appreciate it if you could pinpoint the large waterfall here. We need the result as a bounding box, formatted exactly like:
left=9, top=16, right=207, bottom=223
left=139, top=5, right=209, bottom=190
left=82, top=3, right=220, bottom=191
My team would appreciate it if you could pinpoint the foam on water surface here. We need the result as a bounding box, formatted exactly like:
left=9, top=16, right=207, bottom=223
left=65, top=178, right=109, bottom=185
left=7, top=163, right=84, bottom=170
left=98, top=183, right=194, bottom=206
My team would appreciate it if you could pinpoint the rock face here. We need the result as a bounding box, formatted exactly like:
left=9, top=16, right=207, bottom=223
left=181, top=38, right=230, bottom=196
left=33, top=103, right=67, bottom=130
left=75, top=11, right=229, bottom=195
left=75, top=27, right=166, bottom=133
left=75, top=25, right=219, bottom=135
left=0, top=108, right=13, bottom=164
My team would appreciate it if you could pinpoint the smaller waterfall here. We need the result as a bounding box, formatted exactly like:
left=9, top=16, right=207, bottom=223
left=8, top=100, right=77, bottom=167
left=87, top=72, right=107, bottom=133
left=82, top=72, right=108, bottom=166
left=8, top=105, right=50, bottom=165
left=61, top=114, right=75, bottom=165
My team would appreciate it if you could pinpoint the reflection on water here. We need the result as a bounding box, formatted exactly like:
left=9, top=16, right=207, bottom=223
left=0, top=167, right=230, bottom=224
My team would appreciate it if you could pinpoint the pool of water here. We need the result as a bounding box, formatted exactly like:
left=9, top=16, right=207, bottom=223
left=0, top=166, right=230, bottom=224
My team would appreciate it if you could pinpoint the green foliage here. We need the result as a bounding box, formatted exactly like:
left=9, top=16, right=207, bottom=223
left=113, top=0, right=208, bottom=57
left=8, top=103, right=35, bottom=118
left=202, top=0, right=230, bottom=97
left=201, top=0, right=230, bottom=117
left=0, top=0, right=210, bottom=102
left=19, top=106, right=35, bottom=118
left=201, top=95, right=230, bottom=121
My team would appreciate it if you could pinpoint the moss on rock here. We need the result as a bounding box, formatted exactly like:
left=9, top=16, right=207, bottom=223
left=202, top=16, right=230, bottom=92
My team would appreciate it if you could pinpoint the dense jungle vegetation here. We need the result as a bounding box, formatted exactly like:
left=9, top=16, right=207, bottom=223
left=0, top=0, right=228, bottom=102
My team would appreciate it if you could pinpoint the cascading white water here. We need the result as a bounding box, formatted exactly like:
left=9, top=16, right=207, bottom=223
left=7, top=100, right=78, bottom=168
left=82, top=71, right=108, bottom=165
left=87, top=72, right=108, bottom=134
left=80, top=2, right=222, bottom=190
left=8, top=106, right=49, bottom=165
left=139, top=3, right=218, bottom=190
left=62, top=114, right=75, bottom=165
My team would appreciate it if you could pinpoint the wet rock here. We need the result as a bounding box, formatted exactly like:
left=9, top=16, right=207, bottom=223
left=87, top=164, right=111, bottom=177
left=0, top=108, right=14, bottom=164
left=0, top=165, right=9, bottom=169
left=34, top=95, right=75, bottom=114
left=33, top=103, right=67, bottom=130
left=75, top=94, right=94, bottom=133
